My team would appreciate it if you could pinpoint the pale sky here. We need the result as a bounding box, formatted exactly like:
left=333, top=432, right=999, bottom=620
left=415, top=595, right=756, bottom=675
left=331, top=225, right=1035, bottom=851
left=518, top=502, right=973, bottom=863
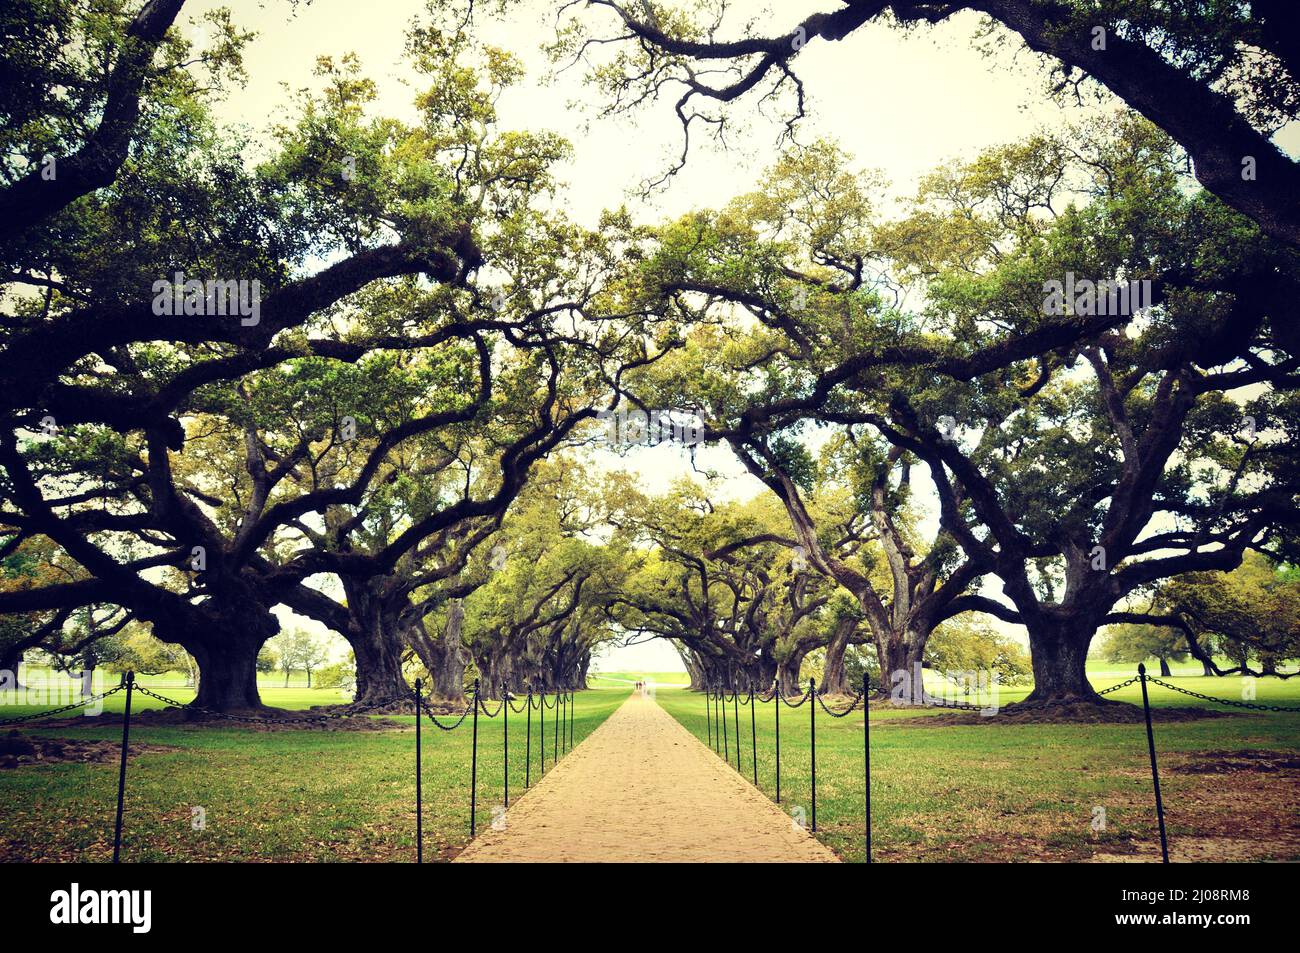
left=199, top=0, right=1126, bottom=224
left=196, top=1, right=1288, bottom=670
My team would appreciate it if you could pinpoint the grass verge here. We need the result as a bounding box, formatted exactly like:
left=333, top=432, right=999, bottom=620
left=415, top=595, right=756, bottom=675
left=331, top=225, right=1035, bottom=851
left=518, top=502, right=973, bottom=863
left=0, top=685, right=630, bottom=862
left=655, top=673, right=1300, bottom=863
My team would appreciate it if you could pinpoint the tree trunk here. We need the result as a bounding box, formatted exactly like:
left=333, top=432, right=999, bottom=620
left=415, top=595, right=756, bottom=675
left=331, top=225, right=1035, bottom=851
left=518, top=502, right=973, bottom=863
left=474, top=650, right=504, bottom=699
left=0, top=645, right=26, bottom=691
left=1158, top=656, right=1172, bottom=678
left=1202, top=659, right=1215, bottom=677
left=877, top=634, right=928, bottom=702
left=428, top=634, right=467, bottom=702
left=676, top=644, right=706, bottom=690
left=869, top=616, right=942, bottom=700
left=696, top=656, right=721, bottom=692
left=158, top=600, right=278, bottom=712
left=321, top=582, right=415, bottom=707
left=406, top=601, right=466, bottom=703
left=819, top=619, right=855, bottom=695
left=348, top=614, right=410, bottom=707
left=1021, top=617, right=1104, bottom=705
left=186, top=626, right=273, bottom=712
left=776, top=646, right=807, bottom=697
left=534, top=664, right=557, bottom=694
left=751, top=654, right=777, bottom=693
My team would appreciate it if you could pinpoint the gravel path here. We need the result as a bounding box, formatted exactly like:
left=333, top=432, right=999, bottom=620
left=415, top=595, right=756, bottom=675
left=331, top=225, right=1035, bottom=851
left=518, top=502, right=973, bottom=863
left=455, top=691, right=840, bottom=863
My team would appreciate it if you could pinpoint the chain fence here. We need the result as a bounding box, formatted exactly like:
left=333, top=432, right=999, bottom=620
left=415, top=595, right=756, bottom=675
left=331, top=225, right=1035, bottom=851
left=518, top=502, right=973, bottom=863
left=1142, top=674, right=1300, bottom=712
left=132, top=685, right=413, bottom=722
left=816, top=688, right=866, bottom=718
left=698, top=665, right=1299, bottom=865
left=8, top=664, right=1294, bottom=864
left=3, top=672, right=580, bottom=863
left=0, top=685, right=125, bottom=725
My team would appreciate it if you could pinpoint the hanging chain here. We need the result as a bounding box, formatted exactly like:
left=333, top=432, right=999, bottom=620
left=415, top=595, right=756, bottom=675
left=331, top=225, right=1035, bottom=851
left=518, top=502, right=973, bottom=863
left=814, top=687, right=866, bottom=717
left=0, top=685, right=125, bottom=724
left=421, top=699, right=474, bottom=731
left=1143, top=674, right=1300, bottom=712
left=780, top=684, right=813, bottom=708
left=133, top=686, right=413, bottom=724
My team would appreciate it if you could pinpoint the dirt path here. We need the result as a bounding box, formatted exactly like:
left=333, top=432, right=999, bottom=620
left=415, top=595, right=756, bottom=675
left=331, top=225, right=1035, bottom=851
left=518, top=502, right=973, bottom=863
left=455, top=691, right=839, bottom=863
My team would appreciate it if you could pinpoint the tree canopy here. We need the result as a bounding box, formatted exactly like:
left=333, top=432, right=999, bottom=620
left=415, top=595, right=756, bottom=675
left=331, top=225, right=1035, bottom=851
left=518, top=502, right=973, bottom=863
left=2, top=1, right=1296, bottom=713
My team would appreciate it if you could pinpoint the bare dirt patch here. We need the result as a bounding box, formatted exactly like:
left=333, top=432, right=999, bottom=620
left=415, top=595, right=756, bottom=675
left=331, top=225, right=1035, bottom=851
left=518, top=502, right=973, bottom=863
left=1090, top=836, right=1300, bottom=863
left=885, top=701, right=1234, bottom=727
left=876, top=832, right=1090, bottom=863
left=0, top=729, right=178, bottom=769
left=1171, top=748, right=1300, bottom=774
left=1089, top=750, right=1300, bottom=862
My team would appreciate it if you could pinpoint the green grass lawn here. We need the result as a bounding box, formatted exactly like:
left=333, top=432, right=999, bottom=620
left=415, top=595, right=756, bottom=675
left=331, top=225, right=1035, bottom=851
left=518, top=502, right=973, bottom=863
left=587, top=670, right=691, bottom=689
left=656, top=671, right=1300, bottom=863
left=0, top=683, right=630, bottom=862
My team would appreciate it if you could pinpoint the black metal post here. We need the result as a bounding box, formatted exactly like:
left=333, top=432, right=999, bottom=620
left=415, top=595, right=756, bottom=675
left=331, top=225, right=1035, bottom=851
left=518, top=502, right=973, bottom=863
left=706, top=686, right=713, bottom=748
left=713, top=686, right=721, bottom=753
left=1138, top=664, right=1169, bottom=863
left=733, top=688, right=741, bottom=772
left=863, top=673, right=871, bottom=863
left=749, top=687, right=757, bottom=786
left=721, top=685, right=729, bottom=762
left=525, top=690, right=533, bottom=789
left=774, top=681, right=782, bottom=804
left=568, top=690, right=574, bottom=749
left=414, top=677, right=423, bottom=864
left=540, top=687, right=545, bottom=774
left=810, top=677, right=817, bottom=833
left=553, top=690, right=559, bottom=765
left=502, top=682, right=509, bottom=808
left=470, top=678, right=480, bottom=838
left=111, top=670, right=134, bottom=863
